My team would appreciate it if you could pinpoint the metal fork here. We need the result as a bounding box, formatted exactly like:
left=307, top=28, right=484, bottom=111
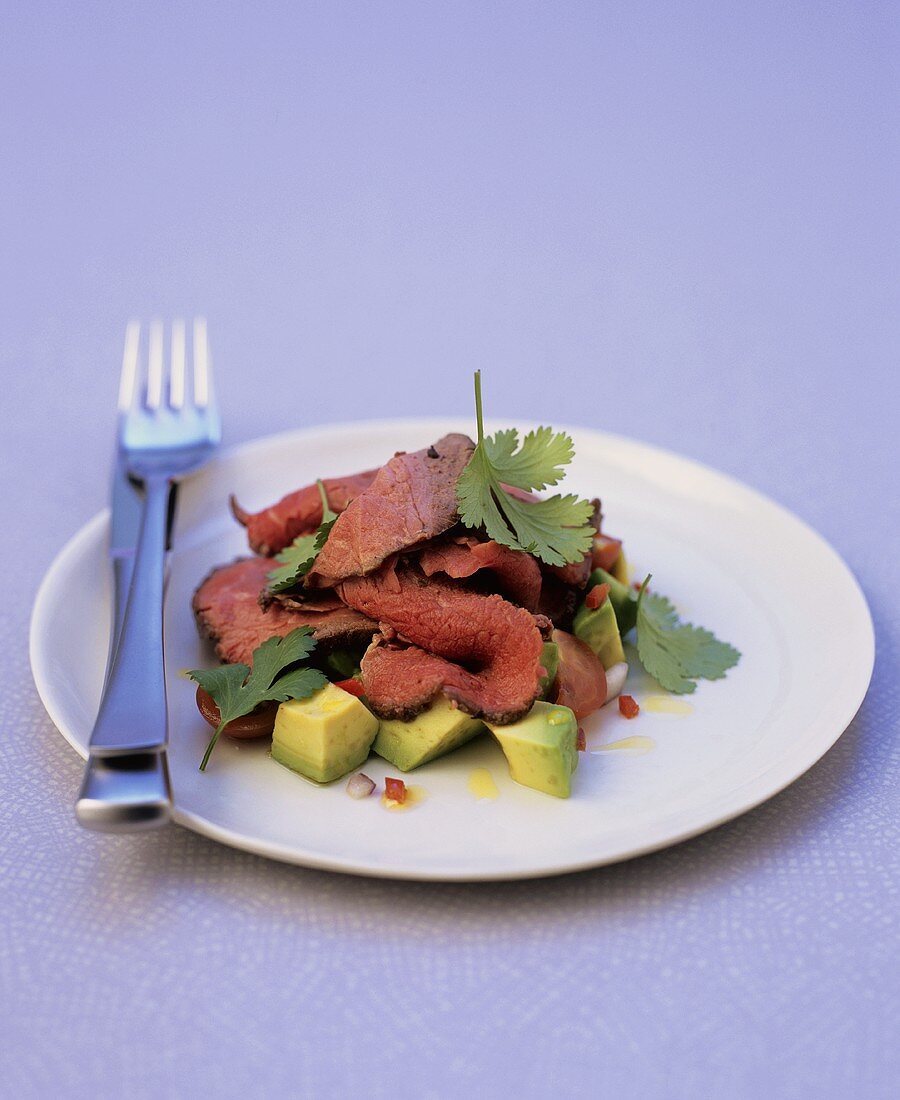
left=76, top=319, right=221, bottom=831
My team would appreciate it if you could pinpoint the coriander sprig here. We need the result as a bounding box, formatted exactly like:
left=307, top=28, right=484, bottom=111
left=189, top=628, right=326, bottom=770
left=635, top=575, right=741, bottom=694
left=456, top=371, right=595, bottom=566
left=266, top=480, right=337, bottom=593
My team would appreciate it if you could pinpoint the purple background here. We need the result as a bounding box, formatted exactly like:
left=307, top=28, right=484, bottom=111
left=2, top=3, right=897, bottom=1096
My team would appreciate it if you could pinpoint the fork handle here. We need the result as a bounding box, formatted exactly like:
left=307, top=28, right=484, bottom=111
left=88, top=473, right=172, bottom=755
left=76, top=752, right=172, bottom=831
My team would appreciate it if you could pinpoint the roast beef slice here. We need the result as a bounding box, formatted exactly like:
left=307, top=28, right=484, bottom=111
left=417, top=535, right=542, bottom=611
left=231, top=469, right=379, bottom=556
left=342, top=563, right=543, bottom=724
left=306, top=433, right=475, bottom=587
left=193, top=556, right=377, bottom=665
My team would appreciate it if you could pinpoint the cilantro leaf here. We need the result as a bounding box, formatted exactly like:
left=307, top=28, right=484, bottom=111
left=456, top=372, right=595, bottom=566
left=635, top=578, right=741, bottom=694
left=266, top=480, right=337, bottom=593
left=482, top=426, right=575, bottom=491
left=188, top=627, right=326, bottom=770
left=190, top=663, right=250, bottom=723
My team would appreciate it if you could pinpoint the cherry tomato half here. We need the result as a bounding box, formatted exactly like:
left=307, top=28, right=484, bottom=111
left=591, top=534, right=623, bottom=573
left=552, top=629, right=608, bottom=720
left=195, top=686, right=278, bottom=740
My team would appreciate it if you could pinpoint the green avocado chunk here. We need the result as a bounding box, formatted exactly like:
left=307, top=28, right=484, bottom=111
left=272, top=683, right=379, bottom=783
left=609, top=549, right=629, bottom=585
left=374, top=697, right=485, bottom=772
left=573, top=597, right=626, bottom=669
left=486, top=701, right=578, bottom=799
left=589, top=568, right=638, bottom=636
left=538, top=641, right=559, bottom=699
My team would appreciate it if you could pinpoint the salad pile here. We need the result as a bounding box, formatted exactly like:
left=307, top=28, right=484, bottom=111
left=189, top=374, right=739, bottom=800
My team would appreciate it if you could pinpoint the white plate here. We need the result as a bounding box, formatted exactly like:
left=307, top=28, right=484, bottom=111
left=30, top=419, right=874, bottom=881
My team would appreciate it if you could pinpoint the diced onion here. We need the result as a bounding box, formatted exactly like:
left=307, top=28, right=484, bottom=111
left=605, top=662, right=628, bottom=701
left=346, top=773, right=376, bottom=800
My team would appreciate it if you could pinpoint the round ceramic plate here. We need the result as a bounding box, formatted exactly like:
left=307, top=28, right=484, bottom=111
left=31, top=419, right=874, bottom=881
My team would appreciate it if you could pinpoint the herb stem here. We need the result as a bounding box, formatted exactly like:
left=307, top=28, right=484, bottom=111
left=199, top=721, right=226, bottom=772
left=473, top=370, right=485, bottom=445
left=315, top=478, right=329, bottom=516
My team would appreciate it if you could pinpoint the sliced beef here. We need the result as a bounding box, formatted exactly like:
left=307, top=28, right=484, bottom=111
left=360, top=640, right=481, bottom=723
left=417, top=535, right=542, bottom=611
left=342, top=563, right=543, bottom=724
left=193, top=556, right=377, bottom=665
left=544, top=498, right=602, bottom=589
left=260, top=589, right=346, bottom=614
left=231, top=469, right=379, bottom=556
left=548, top=557, right=592, bottom=589
left=307, top=434, right=475, bottom=588
left=537, top=575, right=579, bottom=629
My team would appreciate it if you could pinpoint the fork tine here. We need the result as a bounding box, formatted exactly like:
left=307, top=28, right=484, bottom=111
left=146, top=320, right=164, bottom=410
left=192, top=316, right=210, bottom=408
left=169, top=319, right=186, bottom=409
left=118, top=320, right=141, bottom=412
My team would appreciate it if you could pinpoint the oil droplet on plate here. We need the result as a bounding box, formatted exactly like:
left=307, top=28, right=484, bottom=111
left=381, top=784, right=428, bottom=812
left=592, top=735, right=656, bottom=755
left=467, top=768, right=499, bottom=801
left=642, top=694, right=694, bottom=717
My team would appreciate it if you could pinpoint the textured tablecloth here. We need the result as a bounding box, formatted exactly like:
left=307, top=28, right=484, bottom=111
left=2, top=4, right=897, bottom=1097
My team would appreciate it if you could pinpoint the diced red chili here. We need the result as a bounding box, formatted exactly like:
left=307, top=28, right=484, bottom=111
left=576, top=727, right=586, bottom=751
left=334, top=678, right=365, bottom=698
left=618, top=694, right=640, bottom=719
left=633, top=581, right=643, bottom=592
left=384, top=777, right=407, bottom=803
left=585, top=583, right=610, bottom=610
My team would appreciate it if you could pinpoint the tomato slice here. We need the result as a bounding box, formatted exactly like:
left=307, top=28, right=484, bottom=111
left=551, top=629, right=607, bottom=720
left=384, top=776, right=407, bottom=803
left=195, top=687, right=278, bottom=740
left=334, top=677, right=366, bottom=698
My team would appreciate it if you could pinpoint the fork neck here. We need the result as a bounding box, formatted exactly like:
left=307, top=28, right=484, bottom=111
left=89, top=471, right=174, bottom=755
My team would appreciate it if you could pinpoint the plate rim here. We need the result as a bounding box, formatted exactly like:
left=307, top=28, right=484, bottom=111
left=30, top=417, right=875, bottom=881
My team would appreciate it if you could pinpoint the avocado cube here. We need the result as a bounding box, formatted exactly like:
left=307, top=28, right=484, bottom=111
left=573, top=598, right=626, bottom=669
left=610, top=549, right=629, bottom=585
left=272, top=683, right=379, bottom=783
left=538, top=641, right=559, bottom=699
left=374, top=697, right=485, bottom=772
left=588, top=568, right=638, bottom=636
left=486, top=702, right=578, bottom=798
